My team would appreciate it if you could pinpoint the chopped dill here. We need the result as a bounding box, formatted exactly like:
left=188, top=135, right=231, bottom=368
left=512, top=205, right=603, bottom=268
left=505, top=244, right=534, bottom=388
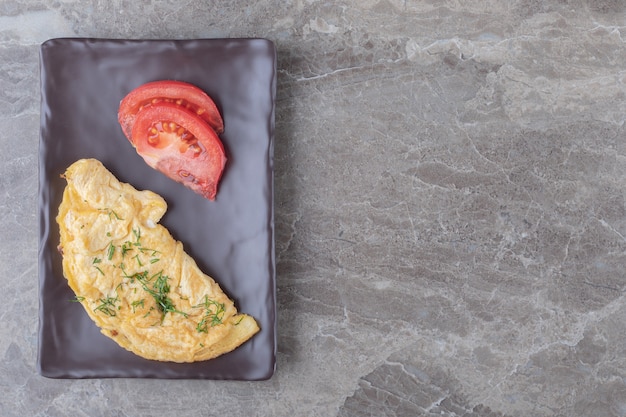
left=132, top=254, right=143, bottom=267
left=135, top=270, right=187, bottom=320
left=94, top=295, right=119, bottom=316
left=121, top=241, right=133, bottom=257
left=138, top=247, right=160, bottom=256
left=100, top=208, right=123, bottom=220
left=107, top=242, right=115, bottom=260
left=132, top=227, right=142, bottom=246
left=143, top=307, right=155, bottom=318
left=194, top=296, right=225, bottom=333
left=131, top=299, right=145, bottom=313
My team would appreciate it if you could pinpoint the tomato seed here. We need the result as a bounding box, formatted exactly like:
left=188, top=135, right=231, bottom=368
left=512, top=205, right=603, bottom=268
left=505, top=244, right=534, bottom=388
left=162, top=122, right=176, bottom=133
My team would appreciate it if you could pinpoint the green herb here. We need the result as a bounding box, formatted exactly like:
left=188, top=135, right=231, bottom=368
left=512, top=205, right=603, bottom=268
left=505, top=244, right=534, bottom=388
left=194, top=296, right=225, bottom=333
left=70, top=296, right=85, bottom=303
left=131, top=299, right=145, bottom=313
left=92, top=257, right=104, bottom=275
left=121, top=241, right=133, bottom=257
left=132, top=271, right=148, bottom=282
left=107, top=242, right=116, bottom=260
left=132, top=254, right=143, bottom=267
left=117, top=234, right=185, bottom=323
left=138, top=247, right=160, bottom=264
left=94, top=296, right=119, bottom=316
left=132, top=227, right=142, bottom=246
left=121, top=266, right=147, bottom=282
left=134, top=270, right=187, bottom=320
left=139, top=247, right=160, bottom=256
left=100, top=208, right=123, bottom=220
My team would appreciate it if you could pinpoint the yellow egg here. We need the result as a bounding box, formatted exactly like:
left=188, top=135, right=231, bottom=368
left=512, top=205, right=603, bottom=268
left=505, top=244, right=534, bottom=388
left=56, top=158, right=259, bottom=362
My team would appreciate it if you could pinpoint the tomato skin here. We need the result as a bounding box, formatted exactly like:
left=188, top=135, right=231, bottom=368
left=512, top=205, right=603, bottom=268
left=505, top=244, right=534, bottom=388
left=118, top=80, right=224, bottom=141
left=131, top=102, right=227, bottom=201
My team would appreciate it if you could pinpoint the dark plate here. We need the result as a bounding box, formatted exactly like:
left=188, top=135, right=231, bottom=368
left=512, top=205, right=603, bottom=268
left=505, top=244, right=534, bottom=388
left=38, top=38, right=276, bottom=379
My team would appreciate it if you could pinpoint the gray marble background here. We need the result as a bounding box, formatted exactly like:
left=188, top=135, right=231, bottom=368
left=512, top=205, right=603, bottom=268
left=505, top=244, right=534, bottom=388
left=2, top=1, right=626, bottom=416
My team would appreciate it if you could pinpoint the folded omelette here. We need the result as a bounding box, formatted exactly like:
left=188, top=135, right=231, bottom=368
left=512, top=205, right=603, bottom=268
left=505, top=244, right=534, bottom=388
left=56, top=158, right=259, bottom=362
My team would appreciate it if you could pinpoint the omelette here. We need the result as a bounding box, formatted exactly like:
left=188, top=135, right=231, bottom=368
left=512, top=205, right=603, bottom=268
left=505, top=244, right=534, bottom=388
left=56, top=158, right=259, bottom=362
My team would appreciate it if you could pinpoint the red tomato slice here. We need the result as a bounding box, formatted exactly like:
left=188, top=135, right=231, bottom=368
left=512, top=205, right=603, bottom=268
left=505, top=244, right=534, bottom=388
left=131, top=102, right=227, bottom=201
left=118, top=80, right=224, bottom=142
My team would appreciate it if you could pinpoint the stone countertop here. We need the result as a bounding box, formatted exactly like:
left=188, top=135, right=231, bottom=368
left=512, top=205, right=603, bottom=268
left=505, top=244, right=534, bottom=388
left=2, top=1, right=626, bottom=416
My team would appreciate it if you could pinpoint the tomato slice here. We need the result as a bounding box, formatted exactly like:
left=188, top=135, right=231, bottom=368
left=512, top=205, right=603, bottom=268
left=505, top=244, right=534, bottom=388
left=131, top=102, right=227, bottom=201
left=118, top=80, right=224, bottom=142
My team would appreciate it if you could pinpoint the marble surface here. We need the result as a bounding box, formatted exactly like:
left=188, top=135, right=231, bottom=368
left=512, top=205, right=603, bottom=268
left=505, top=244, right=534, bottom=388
left=2, top=1, right=626, bottom=416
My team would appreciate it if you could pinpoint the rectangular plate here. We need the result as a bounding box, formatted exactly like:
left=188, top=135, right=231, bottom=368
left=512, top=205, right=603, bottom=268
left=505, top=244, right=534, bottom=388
left=38, top=38, right=276, bottom=379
